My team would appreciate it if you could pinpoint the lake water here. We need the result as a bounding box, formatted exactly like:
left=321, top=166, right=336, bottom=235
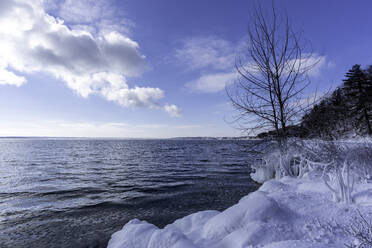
left=0, top=138, right=259, bottom=248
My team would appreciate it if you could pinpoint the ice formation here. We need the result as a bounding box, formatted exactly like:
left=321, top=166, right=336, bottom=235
left=107, top=177, right=372, bottom=248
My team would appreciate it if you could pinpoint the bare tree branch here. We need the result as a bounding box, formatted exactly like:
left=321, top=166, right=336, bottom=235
left=226, top=3, right=320, bottom=144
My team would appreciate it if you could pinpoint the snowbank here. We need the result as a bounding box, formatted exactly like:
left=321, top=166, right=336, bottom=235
left=107, top=177, right=372, bottom=248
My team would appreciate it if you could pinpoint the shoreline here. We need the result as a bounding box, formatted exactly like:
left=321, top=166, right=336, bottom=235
left=107, top=176, right=372, bottom=248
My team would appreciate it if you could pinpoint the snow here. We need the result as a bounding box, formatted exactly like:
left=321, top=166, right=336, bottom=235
left=107, top=177, right=372, bottom=248
left=250, top=165, right=275, bottom=184
left=353, top=184, right=372, bottom=206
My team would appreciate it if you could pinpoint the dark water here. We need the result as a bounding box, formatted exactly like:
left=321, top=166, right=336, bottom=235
left=0, top=138, right=259, bottom=248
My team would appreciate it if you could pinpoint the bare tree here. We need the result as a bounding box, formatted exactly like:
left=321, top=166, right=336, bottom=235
left=227, top=4, right=320, bottom=146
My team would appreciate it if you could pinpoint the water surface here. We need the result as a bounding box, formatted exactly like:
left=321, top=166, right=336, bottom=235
left=0, top=138, right=259, bottom=248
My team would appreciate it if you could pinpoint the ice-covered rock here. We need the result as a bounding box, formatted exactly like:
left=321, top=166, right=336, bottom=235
left=107, top=219, right=199, bottom=248
left=250, top=164, right=275, bottom=184
left=201, top=191, right=279, bottom=240
left=107, top=219, right=158, bottom=248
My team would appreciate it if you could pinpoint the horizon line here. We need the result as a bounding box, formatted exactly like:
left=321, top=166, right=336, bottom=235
left=0, top=135, right=252, bottom=140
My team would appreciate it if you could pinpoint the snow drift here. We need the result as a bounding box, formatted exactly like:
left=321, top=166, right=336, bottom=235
left=107, top=177, right=372, bottom=248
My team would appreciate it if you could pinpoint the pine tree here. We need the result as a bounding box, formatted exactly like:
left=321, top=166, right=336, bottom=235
left=329, top=88, right=350, bottom=136
left=342, top=64, right=372, bottom=135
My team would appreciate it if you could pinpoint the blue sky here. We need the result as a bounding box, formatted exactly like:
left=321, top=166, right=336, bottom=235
left=0, top=0, right=371, bottom=138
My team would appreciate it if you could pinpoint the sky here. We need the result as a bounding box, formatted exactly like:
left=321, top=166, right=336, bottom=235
left=0, top=0, right=371, bottom=138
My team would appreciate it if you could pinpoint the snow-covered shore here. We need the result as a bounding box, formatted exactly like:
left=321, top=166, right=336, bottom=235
left=107, top=177, right=372, bottom=248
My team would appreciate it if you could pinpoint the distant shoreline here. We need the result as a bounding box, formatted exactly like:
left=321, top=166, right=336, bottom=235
left=0, top=136, right=261, bottom=140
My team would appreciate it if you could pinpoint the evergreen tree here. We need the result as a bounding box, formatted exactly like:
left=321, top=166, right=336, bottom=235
left=342, top=64, right=372, bottom=135
left=301, top=88, right=349, bottom=139
left=297, top=64, right=372, bottom=139
left=328, top=88, right=350, bottom=136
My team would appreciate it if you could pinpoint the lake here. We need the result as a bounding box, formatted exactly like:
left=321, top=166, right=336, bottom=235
left=0, top=138, right=259, bottom=248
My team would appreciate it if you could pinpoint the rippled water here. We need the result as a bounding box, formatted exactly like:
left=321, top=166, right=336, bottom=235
left=0, top=138, right=259, bottom=248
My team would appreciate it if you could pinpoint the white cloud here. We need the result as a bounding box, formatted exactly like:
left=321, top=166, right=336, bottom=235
left=175, top=34, right=332, bottom=94
left=187, top=71, right=237, bottom=93
left=299, top=54, right=328, bottom=77
left=0, top=68, right=26, bottom=86
left=54, top=0, right=133, bottom=35
left=0, top=0, right=179, bottom=114
left=58, top=0, right=113, bottom=24
left=174, top=36, right=236, bottom=71
left=173, top=125, right=202, bottom=129
left=174, top=36, right=239, bottom=93
left=273, top=54, right=333, bottom=78
left=185, top=53, right=330, bottom=94
left=164, top=104, right=182, bottom=117
left=185, top=54, right=330, bottom=93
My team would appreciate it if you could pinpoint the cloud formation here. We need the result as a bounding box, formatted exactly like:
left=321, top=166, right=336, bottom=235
left=177, top=36, right=332, bottom=94
left=0, top=0, right=178, bottom=113
left=0, top=68, right=26, bottom=86
left=302, top=55, right=332, bottom=77
left=186, top=71, right=237, bottom=93
left=174, top=36, right=238, bottom=93
left=58, top=0, right=113, bottom=23
left=51, top=0, right=132, bottom=35
left=164, top=104, right=181, bottom=117
left=174, top=36, right=236, bottom=71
